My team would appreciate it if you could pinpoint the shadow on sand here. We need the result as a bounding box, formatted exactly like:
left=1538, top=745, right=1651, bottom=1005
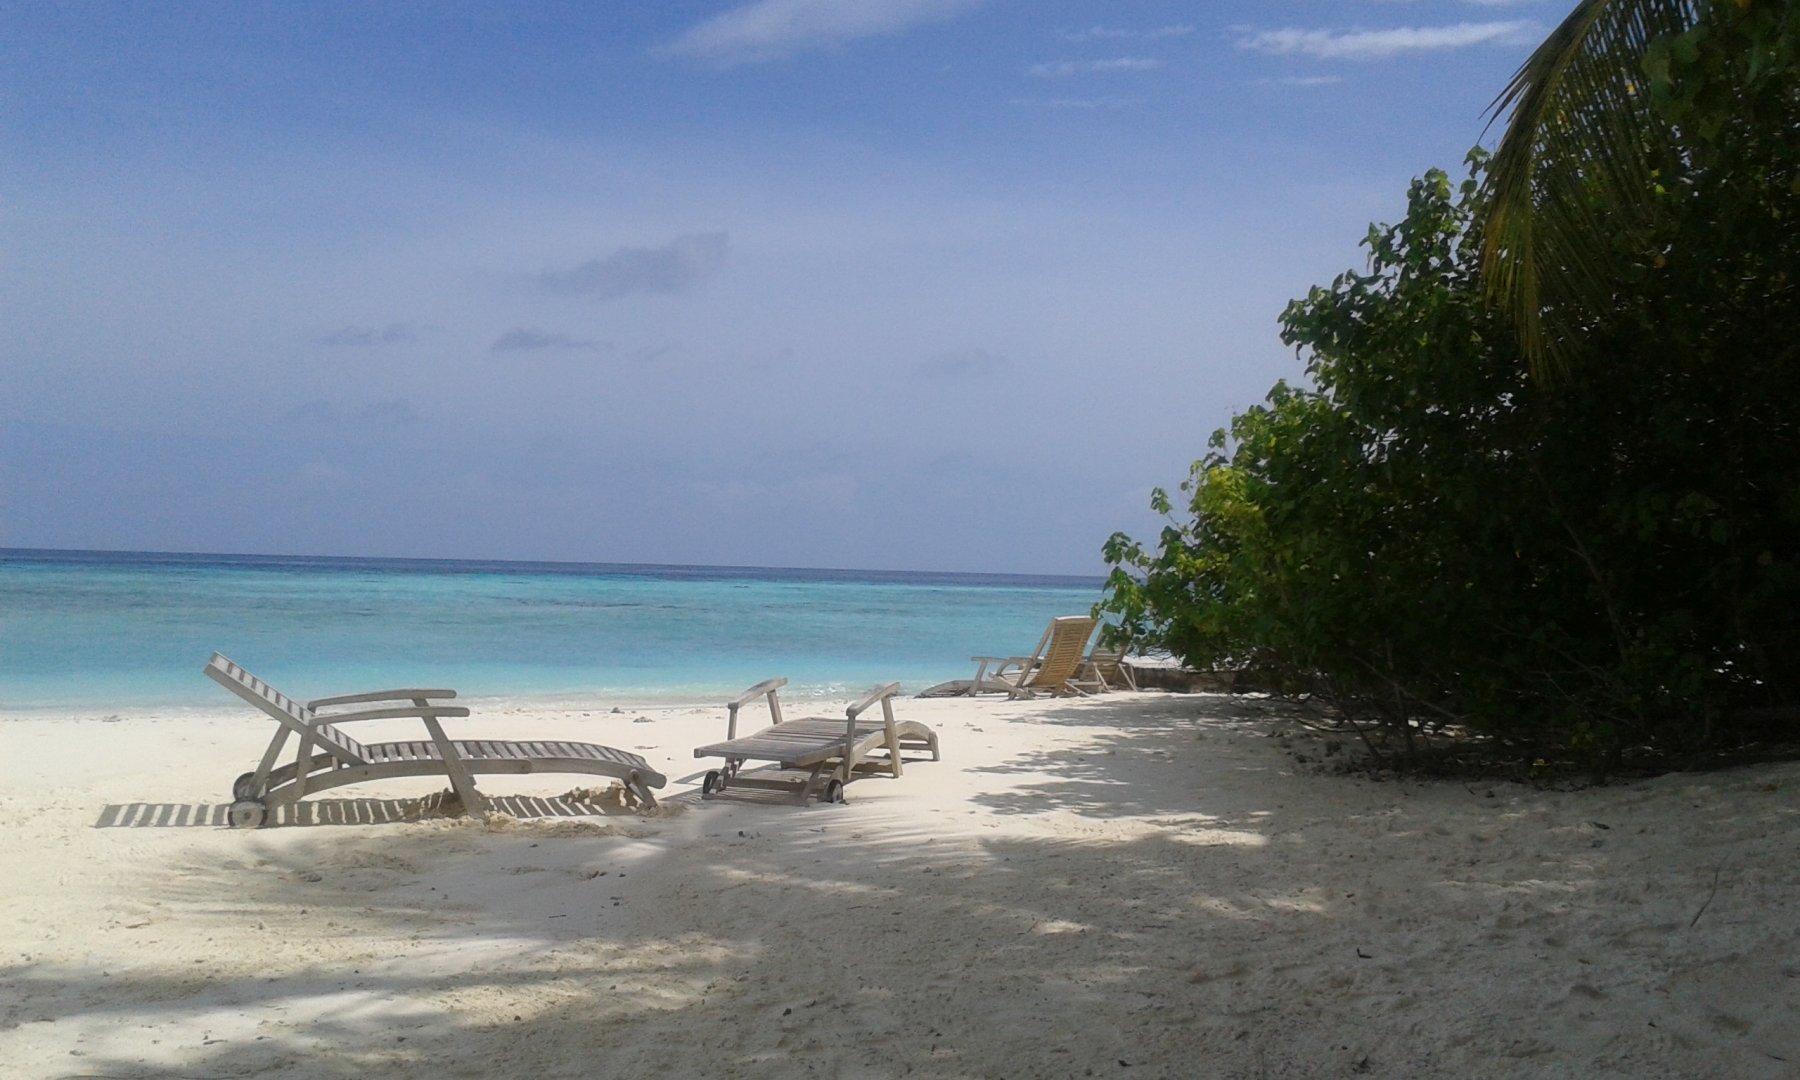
left=16, top=695, right=1763, bottom=1079
left=94, top=793, right=640, bottom=829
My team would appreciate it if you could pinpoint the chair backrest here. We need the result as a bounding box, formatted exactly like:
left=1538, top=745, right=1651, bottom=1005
left=1075, top=639, right=1136, bottom=692
left=204, top=653, right=368, bottom=764
left=1088, top=646, right=1123, bottom=677
left=1022, top=616, right=1098, bottom=690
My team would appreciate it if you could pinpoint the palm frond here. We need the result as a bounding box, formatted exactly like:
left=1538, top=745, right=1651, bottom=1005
left=1481, top=0, right=1700, bottom=378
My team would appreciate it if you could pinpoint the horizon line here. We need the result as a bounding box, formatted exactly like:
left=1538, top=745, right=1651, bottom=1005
left=0, top=545, right=1106, bottom=585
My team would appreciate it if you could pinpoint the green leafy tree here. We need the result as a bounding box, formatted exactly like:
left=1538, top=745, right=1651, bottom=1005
left=1103, top=151, right=1799, bottom=771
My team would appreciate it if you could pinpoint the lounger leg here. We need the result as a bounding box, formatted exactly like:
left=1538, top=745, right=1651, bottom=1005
left=421, top=711, right=487, bottom=821
left=966, top=659, right=991, bottom=697
left=292, top=728, right=318, bottom=800
left=249, top=728, right=291, bottom=796
left=627, top=772, right=658, bottom=810
left=881, top=696, right=903, bottom=779
left=800, top=762, right=829, bottom=804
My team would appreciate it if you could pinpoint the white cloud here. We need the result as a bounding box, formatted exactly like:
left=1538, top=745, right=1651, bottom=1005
left=1239, top=21, right=1537, bottom=61
left=662, top=0, right=983, bottom=64
left=1028, top=57, right=1161, bottom=79
left=1059, top=25, right=1194, bottom=42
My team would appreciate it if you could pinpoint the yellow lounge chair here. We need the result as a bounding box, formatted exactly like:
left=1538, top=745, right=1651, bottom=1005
left=968, top=615, right=1099, bottom=698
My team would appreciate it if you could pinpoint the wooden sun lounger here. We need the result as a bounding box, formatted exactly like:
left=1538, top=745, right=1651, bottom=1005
left=694, top=677, right=940, bottom=803
left=966, top=615, right=1098, bottom=698
left=205, top=653, right=666, bottom=827
left=1072, top=642, right=1138, bottom=694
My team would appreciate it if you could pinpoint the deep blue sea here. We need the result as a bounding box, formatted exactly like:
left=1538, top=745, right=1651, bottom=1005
left=0, top=549, right=1104, bottom=709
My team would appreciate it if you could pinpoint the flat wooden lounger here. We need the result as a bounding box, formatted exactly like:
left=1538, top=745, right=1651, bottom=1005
left=695, top=677, right=940, bottom=804
left=205, top=653, right=666, bottom=828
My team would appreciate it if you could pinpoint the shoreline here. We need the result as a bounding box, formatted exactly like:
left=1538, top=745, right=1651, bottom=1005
left=0, top=680, right=956, bottom=718
left=4, top=690, right=1796, bottom=1077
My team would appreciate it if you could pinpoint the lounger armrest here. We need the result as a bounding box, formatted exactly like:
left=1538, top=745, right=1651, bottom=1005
left=725, top=676, right=788, bottom=740
left=845, top=682, right=902, bottom=720
left=976, top=655, right=1037, bottom=677
left=305, top=704, right=472, bottom=724
left=726, top=677, right=788, bottom=710
left=308, top=689, right=458, bottom=708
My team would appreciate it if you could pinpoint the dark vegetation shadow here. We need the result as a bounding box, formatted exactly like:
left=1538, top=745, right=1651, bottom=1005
left=966, top=692, right=1322, bottom=820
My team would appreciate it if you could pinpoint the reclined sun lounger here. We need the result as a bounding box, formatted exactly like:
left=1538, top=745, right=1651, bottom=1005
left=205, top=653, right=666, bottom=827
left=965, top=614, right=1098, bottom=698
left=694, top=677, right=939, bottom=803
left=1072, top=641, right=1138, bottom=694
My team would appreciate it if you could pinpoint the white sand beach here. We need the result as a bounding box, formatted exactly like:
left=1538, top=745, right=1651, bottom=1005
left=2, top=690, right=1796, bottom=1079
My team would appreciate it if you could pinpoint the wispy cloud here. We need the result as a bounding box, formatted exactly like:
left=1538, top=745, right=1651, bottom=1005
left=490, top=328, right=604, bottom=353
left=318, top=323, right=419, bottom=347
left=1028, top=57, right=1161, bottom=79
left=1020, top=96, right=1145, bottom=110
left=1059, top=25, right=1194, bottom=42
left=1257, top=75, right=1346, bottom=87
left=662, top=0, right=984, bottom=65
left=1238, top=21, right=1537, bottom=61
left=535, top=232, right=729, bottom=301
left=913, top=348, right=1011, bottom=380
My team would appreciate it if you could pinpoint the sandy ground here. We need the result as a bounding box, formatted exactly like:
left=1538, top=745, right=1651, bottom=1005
left=1, top=689, right=1797, bottom=1079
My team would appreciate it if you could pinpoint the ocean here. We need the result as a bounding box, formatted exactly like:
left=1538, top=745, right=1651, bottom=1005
left=0, top=548, right=1105, bottom=710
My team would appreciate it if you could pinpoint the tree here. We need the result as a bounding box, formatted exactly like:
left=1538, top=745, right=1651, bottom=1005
left=1482, top=0, right=1799, bottom=376
left=1102, top=151, right=1800, bottom=772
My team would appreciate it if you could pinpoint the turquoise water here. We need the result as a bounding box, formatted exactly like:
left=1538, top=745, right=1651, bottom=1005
left=0, top=549, right=1103, bottom=709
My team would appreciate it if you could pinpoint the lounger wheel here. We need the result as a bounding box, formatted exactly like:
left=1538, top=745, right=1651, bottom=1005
left=823, top=779, right=845, bottom=804
left=702, top=770, right=721, bottom=797
left=228, top=799, right=267, bottom=829
left=232, top=772, right=259, bottom=800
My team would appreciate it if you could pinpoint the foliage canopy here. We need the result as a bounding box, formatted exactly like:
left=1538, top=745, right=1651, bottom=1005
left=1101, top=134, right=1798, bottom=770
left=1483, top=0, right=1800, bottom=376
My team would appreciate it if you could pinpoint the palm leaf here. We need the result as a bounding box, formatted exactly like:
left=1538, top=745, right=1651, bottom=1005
left=1481, top=0, right=1700, bottom=378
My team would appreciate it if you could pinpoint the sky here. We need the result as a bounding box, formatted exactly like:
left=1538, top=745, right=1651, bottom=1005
left=0, top=1, right=1554, bottom=575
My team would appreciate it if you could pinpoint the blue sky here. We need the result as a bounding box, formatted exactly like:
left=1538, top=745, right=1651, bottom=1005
left=1, top=1, right=1551, bottom=574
